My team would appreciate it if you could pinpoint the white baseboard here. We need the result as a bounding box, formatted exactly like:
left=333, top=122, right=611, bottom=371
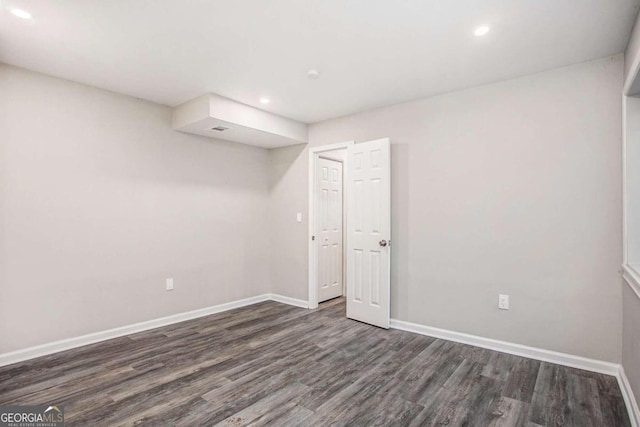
left=0, top=294, right=272, bottom=368
left=4, top=295, right=637, bottom=427
left=268, top=293, right=310, bottom=309
left=391, top=318, right=640, bottom=424
left=618, top=366, right=640, bottom=427
left=389, top=319, right=620, bottom=376
left=391, top=318, right=640, bottom=425
left=0, top=293, right=313, bottom=368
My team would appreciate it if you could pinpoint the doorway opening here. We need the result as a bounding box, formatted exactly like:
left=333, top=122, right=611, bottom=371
left=308, top=138, right=392, bottom=329
left=316, top=151, right=346, bottom=304
left=308, top=141, right=353, bottom=309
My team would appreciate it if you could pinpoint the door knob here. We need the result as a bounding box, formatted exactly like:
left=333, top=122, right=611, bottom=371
left=379, top=240, right=388, bottom=247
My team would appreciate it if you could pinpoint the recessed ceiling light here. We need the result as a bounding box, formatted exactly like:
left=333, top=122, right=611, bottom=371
left=259, top=97, right=270, bottom=104
left=474, top=25, right=490, bottom=37
left=10, top=8, right=32, bottom=20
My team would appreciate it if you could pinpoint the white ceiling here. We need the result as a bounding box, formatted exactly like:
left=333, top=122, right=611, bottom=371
left=1, top=0, right=638, bottom=123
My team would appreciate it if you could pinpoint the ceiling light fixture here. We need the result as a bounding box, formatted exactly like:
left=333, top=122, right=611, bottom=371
left=259, top=97, right=270, bottom=104
left=474, top=25, right=490, bottom=37
left=10, top=8, right=32, bottom=20
left=307, top=69, right=320, bottom=80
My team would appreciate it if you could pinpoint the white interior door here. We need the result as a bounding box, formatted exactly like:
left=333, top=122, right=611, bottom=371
left=346, top=138, right=390, bottom=328
left=316, top=157, right=344, bottom=303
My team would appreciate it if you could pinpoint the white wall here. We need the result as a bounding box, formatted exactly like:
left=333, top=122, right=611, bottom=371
left=268, top=144, right=308, bottom=298
left=0, top=54, right=626, bottom=366
left=0, top=64, right=271, bottom=353
left=624, top=9, right=640, bottom=410
left=269, top=55, right=624, bottom=362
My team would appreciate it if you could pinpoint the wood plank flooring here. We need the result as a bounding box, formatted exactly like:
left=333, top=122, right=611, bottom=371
left=0, top=298, right=631, bottom=426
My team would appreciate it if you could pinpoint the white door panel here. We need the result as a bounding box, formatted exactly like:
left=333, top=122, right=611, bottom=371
left=316, top=157, right=343, bottom=303
left=347, top=138, right=390, bottom=328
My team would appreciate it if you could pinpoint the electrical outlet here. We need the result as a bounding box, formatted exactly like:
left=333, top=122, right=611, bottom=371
left=296, top=212, right=302, bottom=222
left=498, top=294, right=509, bottom=310
left=166, top=278, right=174, bottom=291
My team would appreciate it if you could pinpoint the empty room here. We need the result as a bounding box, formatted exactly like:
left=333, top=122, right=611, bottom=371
left=2, top=0, right=640, bottom=426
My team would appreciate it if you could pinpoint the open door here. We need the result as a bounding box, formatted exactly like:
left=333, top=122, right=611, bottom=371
left=346, top=138, right=390, bottom=328
left=315, top=157, right=344, bottom=303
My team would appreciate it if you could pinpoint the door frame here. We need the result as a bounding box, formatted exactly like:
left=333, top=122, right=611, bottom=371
left=308, top=141, right=354, bottom=309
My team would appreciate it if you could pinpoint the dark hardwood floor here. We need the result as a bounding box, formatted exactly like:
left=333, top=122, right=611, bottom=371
left=0, top=298, right=631, bottom=426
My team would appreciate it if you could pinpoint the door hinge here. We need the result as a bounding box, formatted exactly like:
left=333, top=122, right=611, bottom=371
left=312, top=235, right=315, bottom=241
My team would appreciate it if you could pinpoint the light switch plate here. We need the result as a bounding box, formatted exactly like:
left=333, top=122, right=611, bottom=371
left=498, top=294, right=509, bottom=310
left=296, top=212, right=302, bottom=222
left=166, top=278, right=174, bottom=291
